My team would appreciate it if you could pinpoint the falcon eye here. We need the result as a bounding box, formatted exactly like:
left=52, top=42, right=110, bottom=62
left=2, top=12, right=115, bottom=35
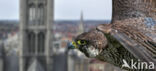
left=77, top=40, right=87, bottom=45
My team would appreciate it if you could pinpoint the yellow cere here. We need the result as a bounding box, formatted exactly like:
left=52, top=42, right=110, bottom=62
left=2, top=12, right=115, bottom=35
left=72, top=41, right=79, bottom=49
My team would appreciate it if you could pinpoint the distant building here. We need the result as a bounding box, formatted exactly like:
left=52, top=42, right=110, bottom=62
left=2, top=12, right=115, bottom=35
left=53, top=33, right=64, bottom=54
left=68, top=50, right=89, bottom=71
left=4, top=33, right=19, bottom=54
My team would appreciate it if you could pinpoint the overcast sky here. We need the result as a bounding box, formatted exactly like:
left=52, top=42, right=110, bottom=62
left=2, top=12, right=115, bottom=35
left=0, top=0, right=112, bottom=20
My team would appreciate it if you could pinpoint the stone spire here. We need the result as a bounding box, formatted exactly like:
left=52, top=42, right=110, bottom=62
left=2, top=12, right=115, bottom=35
left=78, top=12, right=85, bottom=34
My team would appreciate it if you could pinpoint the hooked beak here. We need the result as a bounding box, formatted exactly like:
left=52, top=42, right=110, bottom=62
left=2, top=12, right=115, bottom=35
left=67, top=41, right=78, bottom=49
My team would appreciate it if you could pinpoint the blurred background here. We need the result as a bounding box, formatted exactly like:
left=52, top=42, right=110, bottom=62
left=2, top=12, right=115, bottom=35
left=1, top=0, right=155, bottom=71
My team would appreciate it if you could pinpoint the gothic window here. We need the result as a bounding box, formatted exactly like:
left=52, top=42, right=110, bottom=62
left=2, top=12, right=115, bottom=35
left=28, top=4, right=36, bottom=24
left=38, top=32, right=45, bottom=53
left=28, top=32, right=35, bottom=54
left=37, top=4, right=44, bottom=24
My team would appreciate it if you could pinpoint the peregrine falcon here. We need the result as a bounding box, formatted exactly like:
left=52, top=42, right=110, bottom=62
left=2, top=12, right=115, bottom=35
left=70, top=0, right=156, bottom=71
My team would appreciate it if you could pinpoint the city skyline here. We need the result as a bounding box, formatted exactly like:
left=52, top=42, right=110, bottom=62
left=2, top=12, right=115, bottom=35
left=0, top=0, right=112, bottom=20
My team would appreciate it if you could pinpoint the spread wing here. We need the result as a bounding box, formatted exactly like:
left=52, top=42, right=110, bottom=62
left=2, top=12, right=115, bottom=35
left=107, top=0, right=156, bottom=63
left=97, top=18, right=156, bottom=65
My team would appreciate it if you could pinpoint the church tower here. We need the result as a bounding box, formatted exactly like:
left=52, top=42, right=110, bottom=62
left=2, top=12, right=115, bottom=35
left=19, top=0, right=54, bottom=71
left=78, top=12, right=84, bottom=35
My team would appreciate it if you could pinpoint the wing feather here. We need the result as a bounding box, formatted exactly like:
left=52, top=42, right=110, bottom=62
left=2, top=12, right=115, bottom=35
left=110, top=31, right=155, bottom=62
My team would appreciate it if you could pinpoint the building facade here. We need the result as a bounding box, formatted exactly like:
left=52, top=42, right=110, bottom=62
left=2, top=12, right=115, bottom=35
left=19, top=0, right=54, bottom=71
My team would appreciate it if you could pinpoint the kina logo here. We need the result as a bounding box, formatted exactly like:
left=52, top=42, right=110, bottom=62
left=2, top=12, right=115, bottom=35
left=121, top=59, right=154, bottom=70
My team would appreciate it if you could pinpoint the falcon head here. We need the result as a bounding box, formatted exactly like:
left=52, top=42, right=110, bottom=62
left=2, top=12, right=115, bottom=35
left=72, top=28, right=108, bottom=58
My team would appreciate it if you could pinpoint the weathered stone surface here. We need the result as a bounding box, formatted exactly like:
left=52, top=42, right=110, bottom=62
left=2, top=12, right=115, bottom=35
left=112, top=0, right=156, bottom=21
